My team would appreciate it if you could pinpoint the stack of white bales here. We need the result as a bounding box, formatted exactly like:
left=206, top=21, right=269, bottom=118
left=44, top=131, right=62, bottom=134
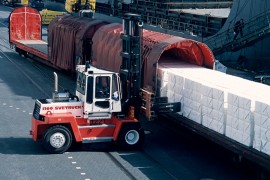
left=201, top=81, right=227, bottom=134
left=158, top=62, right=203, bottom=124
left=157, top=61, right=270, bottom=152
left=158, top=62, right=229, bottom=132
left=225, top=80, right=255, bottom=147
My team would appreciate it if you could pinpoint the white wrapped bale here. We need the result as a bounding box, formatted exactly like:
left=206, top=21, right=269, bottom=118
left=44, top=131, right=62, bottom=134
left=210, top=117, right=226, bottom=134
left=167, top=89, right=175, bottom=103
left=201, top=82, right=227, bottom=134
left=167, top=73, right=184, bottom=96
left=254, top=100, right=270, bottom=155
left=225, top=92, right=254, bottom=147
left=182, top=78, right=202, bottom=124
left=157, top=67, right=169, bottom=82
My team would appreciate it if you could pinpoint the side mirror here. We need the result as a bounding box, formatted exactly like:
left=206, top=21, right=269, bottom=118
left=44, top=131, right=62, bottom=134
left=112, top=91, right=119, bottom=101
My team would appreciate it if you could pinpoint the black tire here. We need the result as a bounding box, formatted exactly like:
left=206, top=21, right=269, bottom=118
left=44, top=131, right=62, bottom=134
left=42, top=125, right=72, bottom=154
left=118, top=124, right=144, bottom=149
left=22, top=51, right=28, bottom=58
left=15, top=47, right=22, bottom=56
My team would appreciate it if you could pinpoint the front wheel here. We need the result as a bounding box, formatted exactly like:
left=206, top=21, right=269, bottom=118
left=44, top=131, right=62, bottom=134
left=42, top=125, right=72, bottom=154
left=118, top=124, right=144, bottom=149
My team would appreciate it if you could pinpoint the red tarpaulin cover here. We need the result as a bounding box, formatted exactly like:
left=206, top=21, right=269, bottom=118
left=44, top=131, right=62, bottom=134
left=91, top=24, right=215, bottom=89
left=48, top=15, right=108, bottom=71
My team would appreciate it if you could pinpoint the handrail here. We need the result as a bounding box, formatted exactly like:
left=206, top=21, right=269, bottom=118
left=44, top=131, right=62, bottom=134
left=204, top=10, right=270, bottom=55
left=95, top=2, right=227, bottom=37
left=144, top=15, right=220, bottom=37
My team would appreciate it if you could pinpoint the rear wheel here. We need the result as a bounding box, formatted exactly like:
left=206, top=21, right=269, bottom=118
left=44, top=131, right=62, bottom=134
left=42, top=125, right=72, bottom=154
left=118, top=124, right=144, bottom=149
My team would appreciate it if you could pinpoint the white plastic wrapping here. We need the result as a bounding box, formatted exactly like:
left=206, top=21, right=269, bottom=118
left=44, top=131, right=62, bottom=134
left=157, top=61, right=270, bottom=153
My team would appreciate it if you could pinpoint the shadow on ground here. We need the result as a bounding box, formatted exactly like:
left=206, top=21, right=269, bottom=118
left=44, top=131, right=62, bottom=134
left=0, top=137, right=47, bottom=155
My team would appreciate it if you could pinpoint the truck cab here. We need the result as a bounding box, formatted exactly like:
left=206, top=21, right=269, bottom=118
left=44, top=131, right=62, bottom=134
left=76, top=64, right=122, bottom=119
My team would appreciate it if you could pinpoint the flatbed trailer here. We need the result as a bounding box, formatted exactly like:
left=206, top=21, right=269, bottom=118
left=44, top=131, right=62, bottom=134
left=9, top=7, right=50, bottom=65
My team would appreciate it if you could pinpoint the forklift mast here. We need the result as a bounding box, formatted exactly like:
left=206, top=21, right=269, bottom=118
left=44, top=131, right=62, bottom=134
left=120, top=13, right=143, bottom=116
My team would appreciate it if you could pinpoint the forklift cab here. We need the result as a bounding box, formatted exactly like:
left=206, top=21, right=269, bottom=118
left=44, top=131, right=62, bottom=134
left=76, top=65, right=122, bottom=118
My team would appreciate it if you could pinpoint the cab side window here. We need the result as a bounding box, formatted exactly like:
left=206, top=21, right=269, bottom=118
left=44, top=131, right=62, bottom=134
left=76, top=72, right=86, bottom=95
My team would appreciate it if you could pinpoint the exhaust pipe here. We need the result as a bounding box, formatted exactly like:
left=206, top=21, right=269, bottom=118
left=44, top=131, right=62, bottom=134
left=52, top=72, right=69, bottom=102
left=53, top=72, right=58, bottom=101
left=54, top=72, right=58, bottom=94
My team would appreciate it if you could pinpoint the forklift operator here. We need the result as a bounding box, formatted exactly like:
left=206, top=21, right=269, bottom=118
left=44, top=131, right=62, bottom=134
left=95, top=76, right=110, bottom=98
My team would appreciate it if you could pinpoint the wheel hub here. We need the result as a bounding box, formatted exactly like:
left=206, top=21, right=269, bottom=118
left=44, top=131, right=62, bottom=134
left=125, top=130, right=139, bottom=145
left=50, top=132, right=66, bottom=148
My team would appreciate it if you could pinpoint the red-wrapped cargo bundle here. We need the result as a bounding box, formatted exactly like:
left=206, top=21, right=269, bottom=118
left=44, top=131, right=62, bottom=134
left=91, top=23, right=122, bottom=71
left=48, top=15, right=109, bottom=71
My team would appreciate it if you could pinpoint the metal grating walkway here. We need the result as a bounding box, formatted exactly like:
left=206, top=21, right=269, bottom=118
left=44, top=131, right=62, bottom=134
left=204, top=10, right=270, bottom=55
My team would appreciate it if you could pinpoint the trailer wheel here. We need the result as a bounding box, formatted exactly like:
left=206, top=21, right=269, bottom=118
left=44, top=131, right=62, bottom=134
left=118, top=124, right=144, bottom=149
left=42, top=125, right=72, bottom=154
left=15, top=47, right=22, bottom=56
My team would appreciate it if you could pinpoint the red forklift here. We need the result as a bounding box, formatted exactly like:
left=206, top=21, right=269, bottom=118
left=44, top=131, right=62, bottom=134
left=30, top=14, right=145, bottom=153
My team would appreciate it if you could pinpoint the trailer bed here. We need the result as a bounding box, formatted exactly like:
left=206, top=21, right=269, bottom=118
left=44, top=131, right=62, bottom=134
left=12, top=40, right=49, bottom=62
left=16, top=40, right=48, bottom=55
left=162, top=113, right=270, bottom=171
